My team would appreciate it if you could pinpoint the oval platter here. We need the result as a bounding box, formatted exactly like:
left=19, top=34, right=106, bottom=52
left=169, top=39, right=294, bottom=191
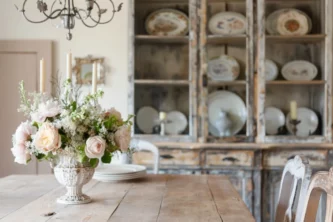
left=208, top=55, right=240, bottom=81
left=265, top=59, right=279, bottom=81
left=145, top=9, right=189, bottom=36
left=208, top=12, right=246, bottom=35
left=281, top=60, right=318, bottom=81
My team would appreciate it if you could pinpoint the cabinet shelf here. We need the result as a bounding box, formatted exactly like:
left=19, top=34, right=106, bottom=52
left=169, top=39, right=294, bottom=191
left=135, top=35, right=189, bottom=44
left=266, top=34, right=326, bottom=43
left=266, top=80, right=325, bottom=85
left=134, top=79, right=190, bottom=85
left=208, top=80, right=247, bottom=86
left=207, top=35, right=247, bottom=44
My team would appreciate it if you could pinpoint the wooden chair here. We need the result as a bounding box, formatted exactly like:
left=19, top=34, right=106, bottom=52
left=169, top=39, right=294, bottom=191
left=275, top=155, right=312, bottom=222
left=135, top=140, right=160, bottom=174
left=296, top=167, right=333, bottom=222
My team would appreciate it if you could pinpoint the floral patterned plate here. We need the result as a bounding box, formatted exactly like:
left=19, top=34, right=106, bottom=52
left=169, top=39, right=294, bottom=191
left=208, top=12, right=246, bottom=35
left=145, top=9, right=189, bottom=36
left=265, top=59, right=279, bottom=81
left=266, top=9, right=312, bottom=35
left=281, top=60, right=318, bottom=81
left=208, top=55, right=240, bottom=81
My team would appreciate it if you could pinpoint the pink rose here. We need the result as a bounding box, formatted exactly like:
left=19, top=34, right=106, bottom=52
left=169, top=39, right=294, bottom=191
left=31, top=100, right=61, bottom=123
left=85, top=136, right=106, bottom=158
left=11, top=143, right=31, bottom=165
left=105, top=108, right=122, bottom=122
left=15, top=121, right=36, bottom=143
left=33, top=122, right=61, bottom=153
left=114, top=126, right=131, bottom=152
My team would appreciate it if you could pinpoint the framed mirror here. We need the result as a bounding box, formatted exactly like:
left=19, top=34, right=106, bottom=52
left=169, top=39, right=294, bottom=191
left=73, top=55, right=105, bottom=84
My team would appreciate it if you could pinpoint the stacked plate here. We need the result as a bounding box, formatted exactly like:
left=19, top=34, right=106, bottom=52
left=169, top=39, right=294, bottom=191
left=93, top=164, right=147, bottom=182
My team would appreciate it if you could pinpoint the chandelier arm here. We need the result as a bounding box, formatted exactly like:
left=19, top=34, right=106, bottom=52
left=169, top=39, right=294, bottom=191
left=75, top=3, right=101, bottom=28
left=42, top=8, right=66, bottom=20
left=89, top=0, right=119, bottom=24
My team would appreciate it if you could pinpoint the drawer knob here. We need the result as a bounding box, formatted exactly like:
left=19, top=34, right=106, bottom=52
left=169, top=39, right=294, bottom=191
left=160, top=154, right=174, bottom=159
left=222, top=157, right=240, bottom=163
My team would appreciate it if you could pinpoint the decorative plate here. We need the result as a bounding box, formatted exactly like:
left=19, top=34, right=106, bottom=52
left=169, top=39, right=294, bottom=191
left=266, top=9, right=312, bottom=35
left=145, top=9, right=189, bottom=36
left=265, top=59, right=279, bottom=81
left=93, top=164, right=147, bottom=182
left=286, top=107, right=319, bottom=137
left=208, top=55, right=240, bottom=81
left=208, top=90, right=247, bottom=136
left=281, top=60, right=318, bottom=81
left=165, top=111, right=188, bottom=135
left=136, top=106, right=159, bottom=134
left=208, top=12, right=246, bottom=35
left=264, top=107, right=285, bottom=135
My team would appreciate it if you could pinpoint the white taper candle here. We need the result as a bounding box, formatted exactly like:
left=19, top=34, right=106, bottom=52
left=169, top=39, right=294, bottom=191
left=66, top=52, right=72, bottom=80
left=92, top=62, right=97, bottom=94
left=40, top=58, right=46, bottom=93
left=290, top=101, right=298, bottom=120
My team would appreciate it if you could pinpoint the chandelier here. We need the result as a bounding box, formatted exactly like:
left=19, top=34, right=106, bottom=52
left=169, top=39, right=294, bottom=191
left=17, top=0, right=123, bottom=40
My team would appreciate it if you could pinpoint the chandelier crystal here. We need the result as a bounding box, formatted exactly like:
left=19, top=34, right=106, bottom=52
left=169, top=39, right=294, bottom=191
left=17, top=0, right=123, bottom=40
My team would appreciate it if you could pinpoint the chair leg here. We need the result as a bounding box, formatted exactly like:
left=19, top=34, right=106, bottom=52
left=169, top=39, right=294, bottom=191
left=324, top=194, right=333, bottom=222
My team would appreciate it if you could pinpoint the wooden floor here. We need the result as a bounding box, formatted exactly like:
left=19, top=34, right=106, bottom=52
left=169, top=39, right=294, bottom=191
left=0, top=174, right=255, bottom=222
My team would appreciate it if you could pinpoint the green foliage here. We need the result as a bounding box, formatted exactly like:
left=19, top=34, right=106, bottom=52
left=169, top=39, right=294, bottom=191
left=89, top=158, right=99, bottom=168
left=36, top=153, right=46, bottom=160
left=101, top=151, right=112, bottom=164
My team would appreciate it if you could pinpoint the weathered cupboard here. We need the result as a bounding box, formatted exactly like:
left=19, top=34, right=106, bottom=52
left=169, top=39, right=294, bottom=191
left=128, top=0, right=333, bottom=221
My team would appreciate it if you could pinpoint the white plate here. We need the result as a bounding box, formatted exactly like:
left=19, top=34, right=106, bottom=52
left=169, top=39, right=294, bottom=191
left=95, top=164, right=147, bottom=175
left=208, top=55, right=240, bottom=81
left=93, top=172, right=146, bottom=182
left=266, top=9, right=311, bottom=35
left=208, top=12, right=246, bottom=35
left=264, top=107, right=285, bottom=135
left=145, top=9, right=189, bottom=36
left=286, top=107, right=319, bottom=137
left=265, top=59, right=279, bottom=81
left=136, top=106, right=159, bottom=134
left=281, top=60, right=318, bottom=81
left=165, top=111, right=188, bottom=135
left=208, top=91, right=247, bottom=136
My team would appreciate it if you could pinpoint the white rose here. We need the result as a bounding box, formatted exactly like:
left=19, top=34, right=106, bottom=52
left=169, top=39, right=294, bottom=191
left=15, top=121, right=36, bottom=143
left=85, top=136, right=106, bottom=158
left=11, top=143, right=31, bottom=165
left=33, top=122, right=62, bottom=153
left=114, top=126, right=131, bottom=152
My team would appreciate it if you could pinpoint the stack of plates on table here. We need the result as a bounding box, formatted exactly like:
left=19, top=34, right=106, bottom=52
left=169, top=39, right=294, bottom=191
left=93, top=164, right=147, bottom=182
left=266, top=9, right=312, bottom=36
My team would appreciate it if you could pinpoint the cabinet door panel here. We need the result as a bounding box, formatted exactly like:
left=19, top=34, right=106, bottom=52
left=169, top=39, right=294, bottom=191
left=205, top=150, right=254, bottom=167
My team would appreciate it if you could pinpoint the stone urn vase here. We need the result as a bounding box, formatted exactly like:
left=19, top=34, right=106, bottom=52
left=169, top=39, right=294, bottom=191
left=53, top=154, right=95, bottom=205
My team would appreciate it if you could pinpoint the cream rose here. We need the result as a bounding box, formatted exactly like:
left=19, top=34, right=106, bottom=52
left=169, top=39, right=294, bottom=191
left=114, top=126, right=131, bottom=152
left=33, top=122, right=61, bottom=153
left=85, top=136, right=106, bottom=158
left=11, top=143, right=31, bottom=165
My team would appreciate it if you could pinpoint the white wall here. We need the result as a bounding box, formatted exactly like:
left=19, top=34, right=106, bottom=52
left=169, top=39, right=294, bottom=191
left=0, top=0, right=129, bottom=116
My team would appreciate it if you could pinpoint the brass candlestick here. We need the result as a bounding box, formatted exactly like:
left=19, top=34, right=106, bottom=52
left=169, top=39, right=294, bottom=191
left=289, top=119, right=301, bottom=135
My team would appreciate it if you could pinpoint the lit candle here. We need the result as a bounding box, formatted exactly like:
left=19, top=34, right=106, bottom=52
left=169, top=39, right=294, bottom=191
left=290, top=101, right=298, bottom=120
left=159, top=112, right=167, bottom=120
left=66, top=52, right=72, bottom=80
left=40, top=58, right=46, bottom=93
left=91, top=62, right=97, bottom=94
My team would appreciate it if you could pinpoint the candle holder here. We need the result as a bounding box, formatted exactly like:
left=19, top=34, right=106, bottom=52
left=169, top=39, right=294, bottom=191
left=289, top=119, right=301, bottom=136
left=155, top=119, right=172, bottom=136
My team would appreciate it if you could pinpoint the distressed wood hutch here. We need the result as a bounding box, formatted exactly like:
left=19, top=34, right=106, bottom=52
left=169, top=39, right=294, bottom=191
left=128, top=0, right=333, bottom=221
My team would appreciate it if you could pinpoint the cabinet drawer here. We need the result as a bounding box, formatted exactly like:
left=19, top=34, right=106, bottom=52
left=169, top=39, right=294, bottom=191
left=263, top=150, right=328, bottom=168
left=205, top=150, right=254, bottom=167
left=132, top=149, right=200, bottom=167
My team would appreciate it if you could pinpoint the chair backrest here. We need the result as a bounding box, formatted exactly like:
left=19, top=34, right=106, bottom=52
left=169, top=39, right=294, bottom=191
left=296, top=167, right=333, bottom=222
left=275, top=155, right=311, bottom=222
left=135, top=140, right=160, bottom=174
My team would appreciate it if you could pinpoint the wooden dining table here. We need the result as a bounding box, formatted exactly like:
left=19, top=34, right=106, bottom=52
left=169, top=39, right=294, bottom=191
left=0, top=174, right=255, bottom=222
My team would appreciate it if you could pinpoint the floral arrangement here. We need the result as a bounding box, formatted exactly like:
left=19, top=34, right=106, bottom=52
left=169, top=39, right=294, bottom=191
left=11, top=80, right=133, bottom=167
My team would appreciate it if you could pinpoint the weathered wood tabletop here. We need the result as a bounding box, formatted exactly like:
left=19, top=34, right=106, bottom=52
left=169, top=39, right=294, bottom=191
left=0, top=174, right=255, bottom=222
